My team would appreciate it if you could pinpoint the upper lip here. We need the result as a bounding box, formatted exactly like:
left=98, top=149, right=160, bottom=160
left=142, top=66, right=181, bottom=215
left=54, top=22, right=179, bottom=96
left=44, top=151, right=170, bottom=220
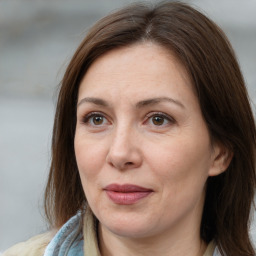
left=104, top=184, right=153, bottom=193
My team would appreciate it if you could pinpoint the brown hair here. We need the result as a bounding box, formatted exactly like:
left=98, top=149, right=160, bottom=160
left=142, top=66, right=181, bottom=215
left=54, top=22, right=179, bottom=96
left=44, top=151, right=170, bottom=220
left=44, top=1, right=256, bottom=255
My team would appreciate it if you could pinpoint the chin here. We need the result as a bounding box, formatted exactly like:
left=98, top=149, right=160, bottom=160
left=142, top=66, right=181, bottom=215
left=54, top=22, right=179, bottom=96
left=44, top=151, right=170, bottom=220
left=107, top=224, right=151, bottom=239
left=99, top=213, right=156, bottom=239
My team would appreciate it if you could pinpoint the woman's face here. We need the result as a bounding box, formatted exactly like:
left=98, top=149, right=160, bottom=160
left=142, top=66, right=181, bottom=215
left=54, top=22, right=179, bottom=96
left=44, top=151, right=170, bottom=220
left=75, top=43, right=222, bottom=241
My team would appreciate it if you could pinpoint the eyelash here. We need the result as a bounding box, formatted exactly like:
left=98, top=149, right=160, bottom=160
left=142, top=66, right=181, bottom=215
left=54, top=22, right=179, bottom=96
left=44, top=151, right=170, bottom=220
left=81, top=111, right=175, bottom=127
left=81, top=112, right=108, bottom=125
left=145, top=112, right=175, bottom=127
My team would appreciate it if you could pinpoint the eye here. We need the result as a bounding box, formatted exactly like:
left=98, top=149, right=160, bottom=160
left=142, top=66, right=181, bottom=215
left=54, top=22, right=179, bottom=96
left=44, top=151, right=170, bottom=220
left=151, top=115, right=166, bottom=126
left=91, top=115, right=105, bottom=125
left=82, top=112, right=108, bottom=126
left=146, top=112, right=175, bottom=127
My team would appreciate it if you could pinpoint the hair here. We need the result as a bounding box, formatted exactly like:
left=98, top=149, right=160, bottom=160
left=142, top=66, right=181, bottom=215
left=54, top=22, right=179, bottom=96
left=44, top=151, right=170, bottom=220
left=44, top=1, right=256, bottom=255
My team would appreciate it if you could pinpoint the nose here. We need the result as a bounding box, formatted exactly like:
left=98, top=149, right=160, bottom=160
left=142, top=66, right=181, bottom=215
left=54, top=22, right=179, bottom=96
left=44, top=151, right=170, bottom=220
left=106, top=126, right=142, bottom=170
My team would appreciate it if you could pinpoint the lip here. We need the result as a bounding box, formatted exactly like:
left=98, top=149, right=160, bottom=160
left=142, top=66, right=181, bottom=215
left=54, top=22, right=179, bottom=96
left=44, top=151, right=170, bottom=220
left=104, top=184, right=153, bottom=205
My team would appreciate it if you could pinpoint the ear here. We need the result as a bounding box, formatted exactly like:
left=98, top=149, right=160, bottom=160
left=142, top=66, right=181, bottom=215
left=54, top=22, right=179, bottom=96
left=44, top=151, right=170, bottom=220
left=208, top=142, right=233, bottom=177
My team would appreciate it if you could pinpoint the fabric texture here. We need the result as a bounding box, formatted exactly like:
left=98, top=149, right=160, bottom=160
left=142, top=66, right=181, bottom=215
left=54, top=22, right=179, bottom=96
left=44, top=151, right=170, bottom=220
left=3, top=211, right=221, bottom=256
left=43, top=212, right=84, bottom=256
left=2, top=231, right=55, bottom=256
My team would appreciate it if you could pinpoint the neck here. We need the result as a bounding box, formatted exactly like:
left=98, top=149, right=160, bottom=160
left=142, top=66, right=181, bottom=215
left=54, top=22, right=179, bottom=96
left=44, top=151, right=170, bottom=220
left=98, top=224, right=207, bottom=256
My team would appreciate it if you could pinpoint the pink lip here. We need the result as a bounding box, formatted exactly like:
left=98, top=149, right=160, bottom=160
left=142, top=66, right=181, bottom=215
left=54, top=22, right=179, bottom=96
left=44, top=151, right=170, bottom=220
left=104, top=184, right=153, bottom=205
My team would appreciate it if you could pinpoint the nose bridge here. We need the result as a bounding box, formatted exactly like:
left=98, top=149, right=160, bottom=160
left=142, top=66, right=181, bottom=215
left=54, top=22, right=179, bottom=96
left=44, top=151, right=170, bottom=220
left=111, top=121, right=137, bottom=157
left=107, top=120, right=142, bottom=169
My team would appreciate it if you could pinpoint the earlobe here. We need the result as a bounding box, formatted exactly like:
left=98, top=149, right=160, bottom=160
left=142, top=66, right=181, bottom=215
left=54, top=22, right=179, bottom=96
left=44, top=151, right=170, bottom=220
left=208, top=143, right=233, bottom=177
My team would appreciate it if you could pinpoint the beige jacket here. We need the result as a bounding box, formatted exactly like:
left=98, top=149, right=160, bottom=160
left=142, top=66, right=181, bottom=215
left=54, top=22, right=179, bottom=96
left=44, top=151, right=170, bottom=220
left=2, top=232, right=55, bottom=256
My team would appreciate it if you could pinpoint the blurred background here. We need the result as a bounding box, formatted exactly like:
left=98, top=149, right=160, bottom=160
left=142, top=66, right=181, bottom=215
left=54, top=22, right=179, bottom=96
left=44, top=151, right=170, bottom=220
left=0, top=0, right=255, bottom=252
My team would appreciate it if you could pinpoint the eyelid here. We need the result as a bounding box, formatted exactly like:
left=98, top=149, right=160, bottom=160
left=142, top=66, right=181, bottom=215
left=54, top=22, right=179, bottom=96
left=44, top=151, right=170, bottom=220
left=80, top=111, right=175, bottom=127
left=81, top=111, right=110, bottom=125
left=144, top=111, right=176, bottom=125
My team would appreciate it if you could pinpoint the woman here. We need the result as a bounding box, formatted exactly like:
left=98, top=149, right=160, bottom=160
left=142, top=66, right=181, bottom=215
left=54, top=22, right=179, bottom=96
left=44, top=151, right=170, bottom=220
left=4, top=1, right=256, bottom=256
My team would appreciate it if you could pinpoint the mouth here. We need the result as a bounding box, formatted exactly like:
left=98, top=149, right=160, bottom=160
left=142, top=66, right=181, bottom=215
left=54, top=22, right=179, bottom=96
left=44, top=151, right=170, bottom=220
left=103, top=184, right=153, bottom=205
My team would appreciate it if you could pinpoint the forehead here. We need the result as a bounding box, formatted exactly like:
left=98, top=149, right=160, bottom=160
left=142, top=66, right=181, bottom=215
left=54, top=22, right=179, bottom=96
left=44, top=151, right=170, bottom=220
left=78, top=42, right=195, bottom=104
left=81, top=43, right=188, bottom=81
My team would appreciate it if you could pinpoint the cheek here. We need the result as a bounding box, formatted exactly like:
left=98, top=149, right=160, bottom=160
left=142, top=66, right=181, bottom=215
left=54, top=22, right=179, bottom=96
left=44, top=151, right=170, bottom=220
left=74, top=136, right=107, bottom=207
left=74, top=134, right=107, bottom=186
left=146, top=134, right=212, bottom=190
left=75, top=132, right=104, bottom=166
left=149, top=141, right=210, bottom=215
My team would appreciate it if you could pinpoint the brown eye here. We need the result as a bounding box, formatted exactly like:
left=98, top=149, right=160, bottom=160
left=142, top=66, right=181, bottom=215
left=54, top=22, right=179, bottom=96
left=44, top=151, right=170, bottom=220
left=152, top=116, right=165, bottom=126
left=83, top=113, right=107, bottom=126
left=92, top=116, right=104, bottom=125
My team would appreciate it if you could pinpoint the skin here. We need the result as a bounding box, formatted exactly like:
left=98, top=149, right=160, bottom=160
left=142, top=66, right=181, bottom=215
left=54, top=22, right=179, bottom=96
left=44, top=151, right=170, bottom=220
left=75, top=43, right=229, bottom=256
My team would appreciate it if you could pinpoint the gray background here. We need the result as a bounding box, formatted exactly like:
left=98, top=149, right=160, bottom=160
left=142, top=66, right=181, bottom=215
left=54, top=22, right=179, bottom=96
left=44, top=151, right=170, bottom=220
left=0, top=0, right=256, bottom=252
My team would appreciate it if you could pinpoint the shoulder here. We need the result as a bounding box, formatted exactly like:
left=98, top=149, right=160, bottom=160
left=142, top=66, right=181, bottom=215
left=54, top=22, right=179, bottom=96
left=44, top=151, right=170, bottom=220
left=2, top=231, right=56, bottom=256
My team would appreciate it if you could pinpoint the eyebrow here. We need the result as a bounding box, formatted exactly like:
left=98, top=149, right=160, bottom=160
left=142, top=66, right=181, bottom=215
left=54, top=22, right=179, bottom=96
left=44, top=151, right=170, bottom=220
left=77, top=97, right=109, bottom=108
left=77, top=96, right=185, bottom=109
left=135, top=97, right=185, bottom=109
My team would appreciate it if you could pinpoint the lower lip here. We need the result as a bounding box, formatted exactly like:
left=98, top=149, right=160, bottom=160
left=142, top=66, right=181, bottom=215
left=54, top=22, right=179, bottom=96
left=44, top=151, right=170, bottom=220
left=105, top=191, right=152, bottom=205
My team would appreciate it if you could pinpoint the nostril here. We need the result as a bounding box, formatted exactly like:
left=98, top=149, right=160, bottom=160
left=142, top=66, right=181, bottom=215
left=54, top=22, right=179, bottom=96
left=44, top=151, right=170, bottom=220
left=125, top=162, right=133, bottom=166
